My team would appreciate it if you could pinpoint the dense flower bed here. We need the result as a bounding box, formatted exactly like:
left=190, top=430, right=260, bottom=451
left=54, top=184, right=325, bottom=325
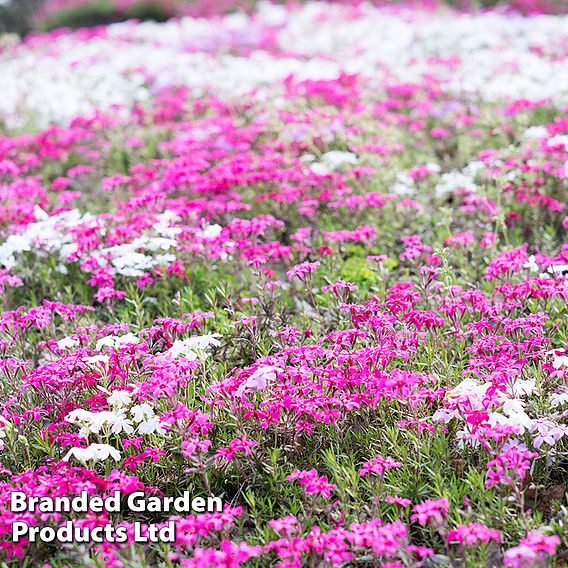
left=0, top=1, right=567, bottom=566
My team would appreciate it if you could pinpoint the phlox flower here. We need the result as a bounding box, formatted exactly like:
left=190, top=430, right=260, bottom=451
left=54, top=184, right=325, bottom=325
left=0, top=415, right=10, bottom=450
left=287, top=261, right=321, bottom=282
left=269, top=515, right=300, bottom=536
left=181, top=437, right=212, bottom=458
left=528, top=418, right=568, bottom=449
left=485, top=448, right=538, bottom=487
left=137, top=417, right=166, bottom=435
left=66, top=408, right=134, bottom=436
left=165, top=333, right=221, bottom=360
left=107, top=390, right=132, bottom=408
left=359, top=454, right=402, bottom=477
left=310, top=150, right=358, bottom=175
left=235, top=365, right=280, bottom=397
left=347, top=518, right=407, bottom=556
left=546, top=348, right=568, bottom=370
left=192, top=541, right=262, bottom=566
left=215, top=435, right=258, bottom=462
left=410, top=498, right=449, bottom=526
left=63, top=443, right=121, bottom=463
left=83, top=354, right=109, bottom=367
left=130, top=404, right=155, bottom=423
left=504, top=531, right=560, bottom=567
left=95, top=332, right=139, bottom=351
left=550, top=390, right=568, bottom=408
left=385, top=495, right=412, bottom=508
left=287, top=468, right=336, bottom=498
left=110, top=414, right=135, bottom=435
left=447, top=522, right=501, bottom=545
left=57, top=336, right=79, bottom=350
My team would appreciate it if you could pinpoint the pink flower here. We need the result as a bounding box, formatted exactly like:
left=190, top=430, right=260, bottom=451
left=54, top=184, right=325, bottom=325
left=287, top=469, right=336, bottom=498
left=447, top=522, right=501, bottom=545
left=410, top=498, right=449, bottom=525
left=485, top=449, right=538, bottom=487
left=269, top=515, right=300, bottom=536
left=287, top=261, right=321, bottom=282
left=385, top=495, right=412, bottom=508
left=215, top=435, right=258, bottom=462
left=359, top=454, right=402, bottom=477
left=504, top=532, right=560, bottom=567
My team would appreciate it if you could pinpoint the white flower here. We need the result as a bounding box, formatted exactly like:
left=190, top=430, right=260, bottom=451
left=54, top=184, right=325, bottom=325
left=446, top=378, right=490, bottom=406
left=499, top=402, right=533, bottom=434
left=110, top=414, right=134, bottom=435
left=198, top=224, right=223, bottom=239
left=96, top=336, right=117, bottom=351
left=57, top=336, right=79, bottom=350
left=435, top=171, right=476, bottom=198
left=107, top=390, right=132, bottom=408
left=0, top=209, right=90, bottom=270
left=523, top=255, right=540, bottom=273
left=85, top=411, right=120, bottom=434
left=130, top=404, right=155, bottom=423
left=95, top=333, right=139, bottom=351
left=548, top=134, right=568, bottom=147
left=523, top=126, right=548, bottom=139
left=550, top=391, right=568, bottom=408
left=115, top=333, right=140, bottom=346
left=235, top=365, right=280, bottom=397
left=502, top=398, right=525, bottom=414
left=320, top=151, right=358, bottom=171
left=65, top=408, right=134, bottom=435
left=390, top=172, right=415, bottom=196
left=309, top=162, right=330, bottom=175
left=510, top=379, right=536, bottom=397
left=137, top=418, right=166, bottom=435
left=425, top=162, right=442, bottom=173
left=431, top=408, right=457, bottom=423
left=65, top=409, right=95, bottom=424
left=165, top=333, right=221, bottom=360
left=63, top=443, right=121, bottom=463
left=455, top=426, right=480, bottom=449
left=548, top=264, right=568, bottom=275
left=300, top=153, right=316, bottom=163
left=83, top=354, right=109, bottom=366
left=0, top=415, right=10, bottom=449
left=547, top=348, right=568, bottom=370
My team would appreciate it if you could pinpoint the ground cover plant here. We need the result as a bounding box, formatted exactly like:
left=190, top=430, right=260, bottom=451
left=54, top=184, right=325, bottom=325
left=0, top=0, right=567, bottom=566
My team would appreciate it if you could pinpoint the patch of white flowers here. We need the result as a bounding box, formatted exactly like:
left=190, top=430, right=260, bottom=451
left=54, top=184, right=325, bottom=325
left=308, top=151, right=359, bottom=175
left=0, top=205, right=183, bottom=281
left=65, top=389, right=165, bottom=438
left=0, top=207, right=94, bottom=271
left=433, top=375, right=568, bottom=450
left=92, top=236, right=178, bottom=278
left=165, top=333, right=222, bottom=361
left=95, top=333, right=140, bottom=351
left=434, top=170, right=477, bottom=198
left=0, top=415, right=10, bottom=451
left=63, top=443, right=121, bottom=464
left=3, top=3, right=568, bottom=128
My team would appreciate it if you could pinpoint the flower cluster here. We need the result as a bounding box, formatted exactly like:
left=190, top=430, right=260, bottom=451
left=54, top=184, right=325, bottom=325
left=0, top=0, right=566, bottom=565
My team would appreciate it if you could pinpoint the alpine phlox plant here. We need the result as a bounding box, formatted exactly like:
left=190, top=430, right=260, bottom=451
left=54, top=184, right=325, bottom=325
left=0, top=0, right=567, bottom=566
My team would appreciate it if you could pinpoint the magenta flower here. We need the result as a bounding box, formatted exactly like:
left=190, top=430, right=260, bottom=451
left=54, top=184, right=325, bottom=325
left=359, top=454, right=402, bottom=477
left=447, top=522, right=501, bottom=545
left=410, top=498, right=450, bottom=525
left=287, top=468, right=336, bottom=498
